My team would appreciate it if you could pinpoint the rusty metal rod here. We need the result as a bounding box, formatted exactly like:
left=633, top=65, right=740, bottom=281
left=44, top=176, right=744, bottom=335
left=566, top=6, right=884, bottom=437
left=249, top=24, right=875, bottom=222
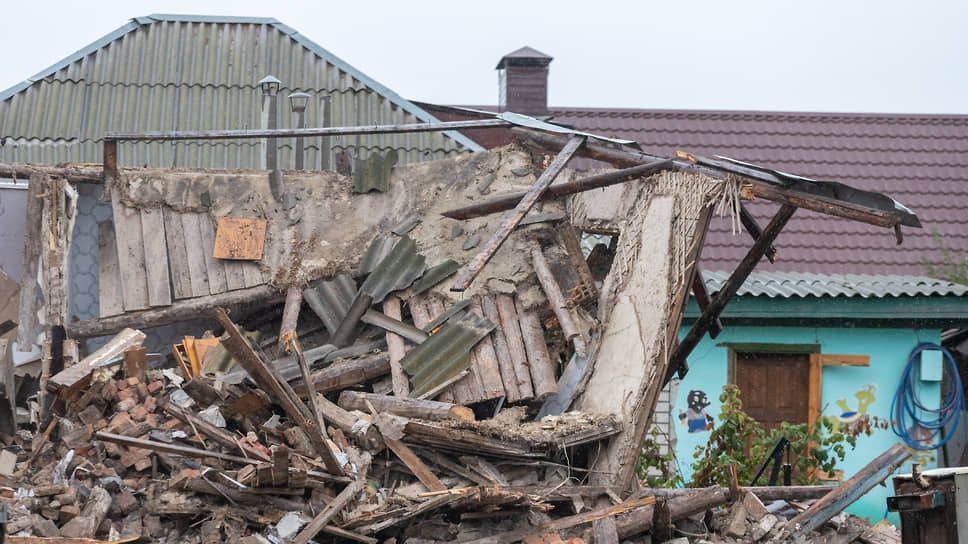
left=105, top=119, right=511, bottom=142
left=451, top=135, right=585, bottom=292
left=441, top=159, right=673, bottom=220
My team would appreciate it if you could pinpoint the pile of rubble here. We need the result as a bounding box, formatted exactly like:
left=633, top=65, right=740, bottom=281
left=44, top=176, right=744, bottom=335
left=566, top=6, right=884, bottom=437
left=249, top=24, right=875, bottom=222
left=0, top=124, right=923, bottom=542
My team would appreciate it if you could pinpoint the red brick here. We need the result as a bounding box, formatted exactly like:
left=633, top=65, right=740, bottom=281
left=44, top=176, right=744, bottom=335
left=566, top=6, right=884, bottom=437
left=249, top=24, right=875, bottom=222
left=129, top=405, right=148, bottom=422
left=143, top=396, right=157, bottom=413
left=126, top=377, right=141, bottom=387
left=137, top=383, right=149, bottom=400
left=117, top=490, right=139, bottom=514
left=116, top=378, right=130, bottom=390
left=59, top=504, right=80, bottom=523
left=117, top=389, right=136, bottom=402
left=147, top=380, right=164, bottom=394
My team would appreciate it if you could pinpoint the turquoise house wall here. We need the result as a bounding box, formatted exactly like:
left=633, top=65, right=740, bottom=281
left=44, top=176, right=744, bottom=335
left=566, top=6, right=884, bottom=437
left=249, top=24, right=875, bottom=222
left=672, top=325, right=942, bottom=524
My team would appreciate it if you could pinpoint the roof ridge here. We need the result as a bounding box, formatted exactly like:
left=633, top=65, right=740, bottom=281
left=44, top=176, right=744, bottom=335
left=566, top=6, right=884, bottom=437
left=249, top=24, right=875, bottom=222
left=551, top=107, right=968, bottom=121
left=0, top=15, right=483, bottom=152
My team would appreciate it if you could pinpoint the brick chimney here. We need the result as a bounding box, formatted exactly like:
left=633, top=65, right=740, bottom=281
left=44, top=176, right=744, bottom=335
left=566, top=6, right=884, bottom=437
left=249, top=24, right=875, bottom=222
left=497, top=46, right=552, bottom=116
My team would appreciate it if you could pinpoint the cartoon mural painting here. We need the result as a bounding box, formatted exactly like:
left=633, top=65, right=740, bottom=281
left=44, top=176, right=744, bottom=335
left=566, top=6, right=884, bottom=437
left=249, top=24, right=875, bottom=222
left=678, top=390, right=715, bottom=433
left=827, top=384, right=877, bottom=436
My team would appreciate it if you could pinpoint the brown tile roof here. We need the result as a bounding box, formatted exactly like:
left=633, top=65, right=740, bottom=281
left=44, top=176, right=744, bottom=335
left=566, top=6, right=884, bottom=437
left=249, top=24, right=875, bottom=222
left=548, top=107, right=968, bottom=276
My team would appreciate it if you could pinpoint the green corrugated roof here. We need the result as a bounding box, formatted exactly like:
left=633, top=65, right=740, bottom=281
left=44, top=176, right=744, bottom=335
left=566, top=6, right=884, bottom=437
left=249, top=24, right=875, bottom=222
left=0, top=14, right=481, bottom=167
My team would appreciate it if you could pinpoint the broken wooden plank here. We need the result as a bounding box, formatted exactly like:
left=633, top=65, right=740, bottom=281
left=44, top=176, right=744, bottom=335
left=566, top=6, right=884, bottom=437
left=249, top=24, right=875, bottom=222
left=109, top=194, right=150, bottom=312
left=483, top=295, right=523, bottom=402
left=95, top=431, right=255, bottom=464
left=66, top=284, right=282, bottom=338
left=162, top=401, right=272, bottom=462
left=782, top=443, right=911, bottom=540
left=139, top=207, right=172, bottom=307
left=215, top=308, right=345, bottom=476
left=338, top=391, right=474, bottom=422
left=495, top=295, right=534, bottom=401
left=179, top=212, right=211, bottom=297
left=382, top=295, right=410, bottom=397
left=385, top=435, right=446, bottom=492
left=48, top=328, right=146, bottom=394
left=452, top=135, right=585, bottom=291
left=198, top=214, right=227, bottom=294
left=162, top=207, right=194, bottom=300
left=666, top=204, right=796, bottom=383
left=530, top=239, right=586, bottom=357
left=292, top=480, right=365, bottom=544
left=97, top=220, right=124, bottom=317
left=517, top=304, right=558, bottom=400
left=58, top=487, right=112, bottom=539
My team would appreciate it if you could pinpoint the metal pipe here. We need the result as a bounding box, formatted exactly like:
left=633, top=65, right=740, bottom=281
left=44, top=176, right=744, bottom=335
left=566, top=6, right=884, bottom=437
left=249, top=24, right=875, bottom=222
left=104, top=118, right=511, bottom=142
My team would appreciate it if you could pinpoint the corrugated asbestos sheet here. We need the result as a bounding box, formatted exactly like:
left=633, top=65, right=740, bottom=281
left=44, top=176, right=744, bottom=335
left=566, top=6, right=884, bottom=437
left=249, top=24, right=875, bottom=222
left=303, top=274, right=357, bottom=336
left=359, top=236, right=426, bottom=303
left=0, top=14, right=480, bottom=167
left=702, top=270, right=968, bottom=299
left=401, top=310, right=495, bottom=398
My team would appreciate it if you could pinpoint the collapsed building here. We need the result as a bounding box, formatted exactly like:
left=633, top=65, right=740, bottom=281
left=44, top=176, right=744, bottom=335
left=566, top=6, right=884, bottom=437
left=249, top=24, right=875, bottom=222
left=0, top=110, right=926, bottom=543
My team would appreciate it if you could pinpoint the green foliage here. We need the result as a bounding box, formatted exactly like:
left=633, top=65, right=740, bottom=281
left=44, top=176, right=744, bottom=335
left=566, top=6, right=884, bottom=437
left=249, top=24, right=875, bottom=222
left=922, top=229, right=968, bottom=285
left=636, top=428, right=684, bottom=488
left=689, top=385, right=856, bottom=487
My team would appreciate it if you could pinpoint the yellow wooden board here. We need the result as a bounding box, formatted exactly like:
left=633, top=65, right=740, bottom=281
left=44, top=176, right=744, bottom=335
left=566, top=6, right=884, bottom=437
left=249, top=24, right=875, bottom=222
left=212, top=216, right=267, bottom=260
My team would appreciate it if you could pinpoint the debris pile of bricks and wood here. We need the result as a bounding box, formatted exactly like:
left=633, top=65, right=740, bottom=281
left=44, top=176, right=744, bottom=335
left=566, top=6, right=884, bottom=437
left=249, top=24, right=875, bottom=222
left=0, top=118, right=923, bottom=543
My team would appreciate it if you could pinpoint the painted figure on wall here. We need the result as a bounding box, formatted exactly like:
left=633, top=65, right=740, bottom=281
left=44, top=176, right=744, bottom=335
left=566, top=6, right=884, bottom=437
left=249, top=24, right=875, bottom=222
left=678, top=389, right=715, bottom=433
left=828, top=384, right=877, bottom=436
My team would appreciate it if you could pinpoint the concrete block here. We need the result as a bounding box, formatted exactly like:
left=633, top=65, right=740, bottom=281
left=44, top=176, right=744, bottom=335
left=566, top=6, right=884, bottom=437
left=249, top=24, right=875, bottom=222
left=743, top=491, right=770, bottom=521
left=725, top=502, right=748, bottom=538
left=751, top=513, right=779, bottom=541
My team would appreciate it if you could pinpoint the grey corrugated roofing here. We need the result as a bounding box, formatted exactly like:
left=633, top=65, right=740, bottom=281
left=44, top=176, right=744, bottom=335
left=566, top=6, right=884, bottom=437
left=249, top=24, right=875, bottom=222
left=702, top=271, right=968, bottom=299
left=359, top=236, right=426, bottom=304
left=401, top=310, right=495, bottom=398
left=0, top=14, right=481, bottom=168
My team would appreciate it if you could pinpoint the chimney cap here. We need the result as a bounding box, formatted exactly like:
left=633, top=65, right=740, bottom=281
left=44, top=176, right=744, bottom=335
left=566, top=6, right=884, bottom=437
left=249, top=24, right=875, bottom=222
left=496, top=46, right=553, bottom=69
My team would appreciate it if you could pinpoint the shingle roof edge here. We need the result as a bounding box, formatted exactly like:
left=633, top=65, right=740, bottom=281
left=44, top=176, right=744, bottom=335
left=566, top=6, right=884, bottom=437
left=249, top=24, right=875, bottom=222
left=0, top=13, right=483, bottom=152
left=702, top=270, right=968, bottom=299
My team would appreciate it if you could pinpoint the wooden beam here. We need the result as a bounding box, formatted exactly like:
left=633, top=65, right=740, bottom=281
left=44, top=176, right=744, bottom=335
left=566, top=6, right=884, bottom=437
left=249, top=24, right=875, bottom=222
left=782, top=443, right=911, bottom=540
left=0, top=163, right=104, bottom=184
left=215, top=308, right=345, bottom=476
left=95, top=431, right=255, bottom=465
left=820, top=354, right=870, bottom=367
left=512, top=127, right=912, bottom=230
left=384, top=436, right=447, bottom=492
left=162, top=402, right=272, bottom=462
left=338, top=391, right=474, bottom=422
left=809, top=353, right=823, bottom=429
left=452, top=135, right=585, bottom=291
left=691, top=271, right=723, bottom=339
left=48, top=328, right=146, bottom=395
left=66, top=284, right=282, bottom=338
left=441, top=159, right=672, bottom=220
left=530, top=239, right=587, bottom=357
left=666, top=204, right=797, bottom=383
left=291, top=480, right=365, bottom=544
left=615, top=486, right=729, bottom=539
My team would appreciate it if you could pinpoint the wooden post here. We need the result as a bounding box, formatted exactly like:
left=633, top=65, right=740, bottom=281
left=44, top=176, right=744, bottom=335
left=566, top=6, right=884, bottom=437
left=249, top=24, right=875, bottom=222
left=469, top=298, right=505, bottom=400
left=452, top=135, right=585, bottom=291
left=382, top=295, right=410, bottom=397
left=529, top=239, right=586, bottom=357
left=782, top=443, right=911, bottom=540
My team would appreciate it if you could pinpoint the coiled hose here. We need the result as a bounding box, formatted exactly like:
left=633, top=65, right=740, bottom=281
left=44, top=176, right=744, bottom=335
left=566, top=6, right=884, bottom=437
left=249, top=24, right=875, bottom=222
left=890, top=342, right=964, bottom=451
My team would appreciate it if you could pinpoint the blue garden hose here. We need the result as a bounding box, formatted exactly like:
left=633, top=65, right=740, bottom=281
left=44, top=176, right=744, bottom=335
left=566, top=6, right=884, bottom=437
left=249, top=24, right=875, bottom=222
left=890, top=342, right=965, bottom=451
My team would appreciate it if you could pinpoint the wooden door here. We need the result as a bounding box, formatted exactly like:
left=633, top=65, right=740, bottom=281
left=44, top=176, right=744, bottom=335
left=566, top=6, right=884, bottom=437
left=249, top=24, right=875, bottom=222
left=735, top=352, right=810, bottom=433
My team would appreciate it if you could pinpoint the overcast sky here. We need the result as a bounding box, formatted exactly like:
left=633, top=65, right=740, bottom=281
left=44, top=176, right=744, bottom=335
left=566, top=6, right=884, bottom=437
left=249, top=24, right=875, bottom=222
left=1, top=0, right=966, bottom=114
